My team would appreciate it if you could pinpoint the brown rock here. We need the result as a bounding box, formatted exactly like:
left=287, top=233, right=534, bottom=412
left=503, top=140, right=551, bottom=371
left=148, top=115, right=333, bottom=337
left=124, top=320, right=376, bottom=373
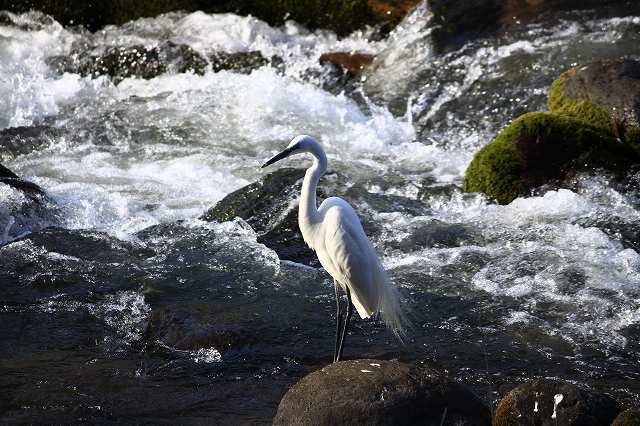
left=320, top=52, right=375, bottom=76
left=273, top=359, right=491, bottom=426
left=560, top=59, right=640, bottom=129
left=493, top=378, right=620, bottom=426
left=612, top=409, right=640, bottom=426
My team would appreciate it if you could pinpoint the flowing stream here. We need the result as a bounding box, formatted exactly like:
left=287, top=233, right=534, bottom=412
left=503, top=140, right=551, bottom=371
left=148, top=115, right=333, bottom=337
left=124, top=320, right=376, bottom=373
left=1, top=3, right=640, bottom=422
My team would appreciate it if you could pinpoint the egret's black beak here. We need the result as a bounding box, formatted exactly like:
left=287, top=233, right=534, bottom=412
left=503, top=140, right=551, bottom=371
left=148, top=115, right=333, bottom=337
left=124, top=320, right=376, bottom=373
left=261, top=146, right=295, bottom=168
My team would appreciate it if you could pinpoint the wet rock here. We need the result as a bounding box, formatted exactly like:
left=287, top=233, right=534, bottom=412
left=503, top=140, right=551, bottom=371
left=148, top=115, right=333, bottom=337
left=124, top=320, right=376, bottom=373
left=0, top=163, right=51, bottom=244
left=0, top=125, right=61, bottom=161
left=493, top=378, right=620, bottom=425
left=319, top=52, right=375, bottom=76
left=159, top=41, right=209, bottom=75
left=209, top=50, right=280, bottom=74
left=48, top=42, right=208, bottom=83
left=23, top=227, right=153, bottom=263
left=0, top=162, right=45, bottom=197
left=144, top=309, right=255, bottom=351
left=200, top=168, right=318, bottom=265
left=0, top=228, right=148, bottom=303
left=4, top=1, right=420, bottom=36
left=387, top=219, right=483, bottom=251
left=273, top=359, right=491, bottom=425
left=463, top=112, right=639, bottom=204
left=612, top=409, right=640, bottom=426
left=548, top=59, right=640, bottom=151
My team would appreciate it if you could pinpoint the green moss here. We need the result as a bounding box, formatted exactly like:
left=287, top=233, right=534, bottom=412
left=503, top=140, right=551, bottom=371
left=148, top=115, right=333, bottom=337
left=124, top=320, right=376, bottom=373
left=464, top=112, right=638, bottom=204
left=548, top=68, right=614, bottom=133
left=624, top=126, right=640, bottom=156
left=463, top=123, right=525, bottom=205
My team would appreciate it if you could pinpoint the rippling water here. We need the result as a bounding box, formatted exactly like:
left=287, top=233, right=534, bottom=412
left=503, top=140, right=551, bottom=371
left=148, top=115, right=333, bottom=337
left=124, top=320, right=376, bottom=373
left=2, top=3, right=640, bottom=422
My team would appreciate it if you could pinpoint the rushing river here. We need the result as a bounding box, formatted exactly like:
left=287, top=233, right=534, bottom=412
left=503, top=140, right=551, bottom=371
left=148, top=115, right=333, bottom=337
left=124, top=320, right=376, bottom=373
left=2, top=2, right=640, bottom=422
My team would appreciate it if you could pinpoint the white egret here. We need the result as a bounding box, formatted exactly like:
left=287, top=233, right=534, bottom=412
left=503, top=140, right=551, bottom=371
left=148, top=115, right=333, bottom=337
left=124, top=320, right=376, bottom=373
left=262, top=135, right=406, bottom=362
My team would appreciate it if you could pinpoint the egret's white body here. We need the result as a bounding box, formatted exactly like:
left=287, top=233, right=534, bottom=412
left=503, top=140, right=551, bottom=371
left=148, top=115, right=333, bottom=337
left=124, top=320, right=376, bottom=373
left=262, top=135, right=405, bottom=356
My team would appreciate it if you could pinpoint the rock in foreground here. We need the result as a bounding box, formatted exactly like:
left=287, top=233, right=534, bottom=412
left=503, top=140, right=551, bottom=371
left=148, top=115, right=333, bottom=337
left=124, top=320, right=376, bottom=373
left=494, top=378, right=620, bottom=425
left=274, top=359, right=491, bottom=426
left=612, top=409, right=640, bottom=426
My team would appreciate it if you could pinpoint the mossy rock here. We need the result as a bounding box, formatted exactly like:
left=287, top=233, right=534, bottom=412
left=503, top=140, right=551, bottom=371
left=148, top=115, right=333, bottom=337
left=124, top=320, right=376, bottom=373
left=548, top=59, right=640, bottom=150
left=463, top=112, right=639, bottom=204
left=612, top=409, right=640, bottom=426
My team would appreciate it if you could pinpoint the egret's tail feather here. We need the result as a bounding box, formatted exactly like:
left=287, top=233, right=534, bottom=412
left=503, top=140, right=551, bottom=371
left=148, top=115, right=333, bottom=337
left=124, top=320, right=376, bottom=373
left=377, top=269, right=409, bottom=343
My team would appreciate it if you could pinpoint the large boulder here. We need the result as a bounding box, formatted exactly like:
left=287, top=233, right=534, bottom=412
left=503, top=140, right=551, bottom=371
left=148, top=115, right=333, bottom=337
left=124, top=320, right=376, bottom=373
left=273, top=359, right=491, bottom=425
left=548, top=59, right=640, bottom=151
left=493, top=378, right=620, bottom=425
left=463, top=112, right=639, bottom=204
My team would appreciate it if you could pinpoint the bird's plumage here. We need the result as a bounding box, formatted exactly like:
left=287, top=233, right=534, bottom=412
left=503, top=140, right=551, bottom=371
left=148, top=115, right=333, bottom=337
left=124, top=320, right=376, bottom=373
left=262, top=135, right=406, bottom=350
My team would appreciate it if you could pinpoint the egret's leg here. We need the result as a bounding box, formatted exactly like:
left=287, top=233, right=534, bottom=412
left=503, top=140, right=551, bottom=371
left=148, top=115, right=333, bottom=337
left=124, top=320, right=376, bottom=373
left=336, top=286, right=353, bottom=362
left=333, top=280, right=343, bottom=363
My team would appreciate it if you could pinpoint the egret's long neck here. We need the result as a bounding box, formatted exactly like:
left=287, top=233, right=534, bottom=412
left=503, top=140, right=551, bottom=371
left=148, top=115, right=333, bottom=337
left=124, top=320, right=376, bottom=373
left=299, top=146, right=327, bottom=224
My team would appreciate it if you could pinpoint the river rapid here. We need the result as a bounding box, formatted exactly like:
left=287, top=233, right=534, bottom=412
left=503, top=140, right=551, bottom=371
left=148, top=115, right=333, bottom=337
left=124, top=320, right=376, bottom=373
left=1, top=3, right=640, bottom=422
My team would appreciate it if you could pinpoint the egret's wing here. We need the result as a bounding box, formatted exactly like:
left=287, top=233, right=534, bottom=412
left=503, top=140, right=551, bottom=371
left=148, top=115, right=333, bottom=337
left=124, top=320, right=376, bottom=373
left=322, top=207, right=378, bottom=318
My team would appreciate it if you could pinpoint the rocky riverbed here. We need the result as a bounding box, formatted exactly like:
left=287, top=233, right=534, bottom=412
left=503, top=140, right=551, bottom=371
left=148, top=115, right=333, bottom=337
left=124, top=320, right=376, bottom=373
left=1, top=1, right=640, bottom=423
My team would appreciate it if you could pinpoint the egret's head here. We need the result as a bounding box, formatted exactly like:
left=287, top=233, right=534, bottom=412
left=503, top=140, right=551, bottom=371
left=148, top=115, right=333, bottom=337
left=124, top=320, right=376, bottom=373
left=261, top=135, right=316, bottom=168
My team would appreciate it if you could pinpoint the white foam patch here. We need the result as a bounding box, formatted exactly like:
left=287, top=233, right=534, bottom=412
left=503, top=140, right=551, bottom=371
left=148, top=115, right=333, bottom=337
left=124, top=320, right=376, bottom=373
left=0, top=12, right=83, bottom=128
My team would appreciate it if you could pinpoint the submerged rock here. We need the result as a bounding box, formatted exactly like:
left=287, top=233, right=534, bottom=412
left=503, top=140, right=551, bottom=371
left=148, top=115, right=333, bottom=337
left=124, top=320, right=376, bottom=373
left=494, top=378, right=620, bottom=425
left=548, top=59, right=640, bottom=151
left=463, top=112, right=639, bottom=204
left=210, top=51, right=280, bottom=74
left=144, top=309, right=255, bottom=351
left=319, top=52, right=375, bottom=76
left=273, top=359, right=491, bottom=425
left=0, top=126, right=60, bottom=161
